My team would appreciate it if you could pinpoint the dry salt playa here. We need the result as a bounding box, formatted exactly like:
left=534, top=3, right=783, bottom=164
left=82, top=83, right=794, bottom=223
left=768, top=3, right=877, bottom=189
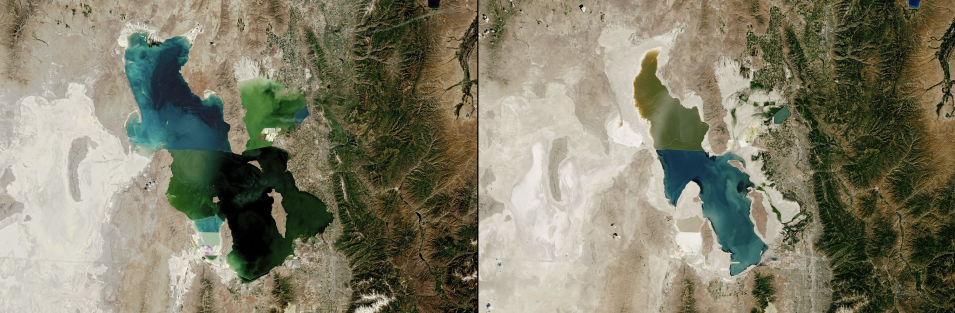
left=0, top=83, right=151, bottom=311
left=479, top=25, right=801, bottom=312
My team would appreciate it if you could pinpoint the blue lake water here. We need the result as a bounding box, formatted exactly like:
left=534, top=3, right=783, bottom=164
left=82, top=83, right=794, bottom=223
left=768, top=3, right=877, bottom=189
left=657, top=149, right=767, bottom=275
left=293, top=107, right=309, bottom=124
left=194, top=215, right=224, bottom=232
left=124, top=32, right=232, bottom=153
left=909, top=0, right=920, bottom=8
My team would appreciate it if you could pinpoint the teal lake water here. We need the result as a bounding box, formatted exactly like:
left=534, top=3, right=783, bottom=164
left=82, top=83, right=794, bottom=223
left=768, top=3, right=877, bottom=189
left=293, top=107, right=309, bottom=124
left=195, top=215, right=224, bottom=232
left=773, top=106, right=791, bottom=124
left=657, top=150, right=767, bottom=275
left=124, top=32, right=231, bottom=153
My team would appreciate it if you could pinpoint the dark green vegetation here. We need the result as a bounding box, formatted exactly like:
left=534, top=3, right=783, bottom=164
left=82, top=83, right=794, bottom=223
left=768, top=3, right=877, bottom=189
left=167, top=148, right=332, bottom=282
left=749, top=272, right=777, bottom=313
left=196, top=276, right=216, bottom=313
left=451, top=17, right=477, bottom=119
left=633, top=50, right=709, bottom=151
left=678, top=279, right=699, bottom=313
left=1, top=0, right=35, bottom=85
left=271, top=273, right=294, bottom=310
left=239, top=78, right=308, bottom=150
left=745, top=6, right=788, bottom=91
left=755, top=121, right=810, bottom=235
left=483, top=0, right=511, bottom=49
left=481, top=0, right=516, bottom=82
left=754, top=185, right=783, bottom=222
left=766, top=0, right=955, bottom=311
left=305, top=0, right=477, bottom=311
left=779, top=211, right=812, bottom=249
left=932, top=16, right=955, bottom=117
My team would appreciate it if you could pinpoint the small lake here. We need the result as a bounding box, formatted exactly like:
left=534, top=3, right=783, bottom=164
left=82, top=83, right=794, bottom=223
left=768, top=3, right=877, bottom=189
left=293, top=107, right=310, bottom=124
left=773, top=106, right=790, bottom=124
